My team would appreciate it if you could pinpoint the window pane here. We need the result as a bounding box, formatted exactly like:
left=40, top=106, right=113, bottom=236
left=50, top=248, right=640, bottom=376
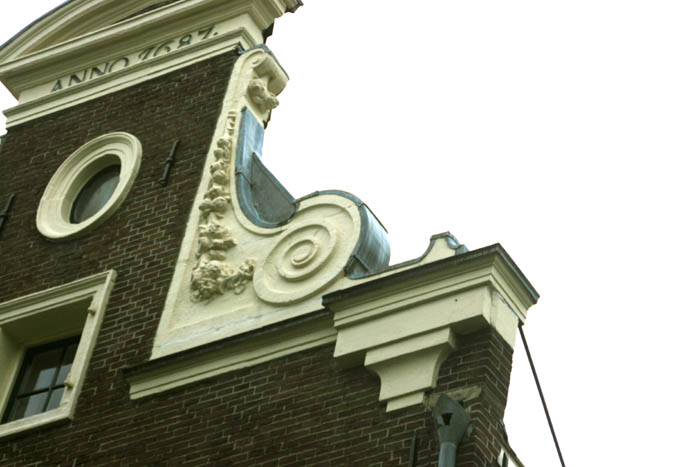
left=7, top=393, right=48, bottom=422
left=18, top=347, right=63, bottom=393
left=46, top=387, right=65, bottom=411
left=3, top=337, right=80, bottom=424
left=70, top=165, right=120, bottom=224
left=56, top=343, right=78, bottom=384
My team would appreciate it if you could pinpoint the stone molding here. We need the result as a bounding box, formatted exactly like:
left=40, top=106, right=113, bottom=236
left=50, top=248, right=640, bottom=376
left=36, top=132, right=142, bottom=241
left=0, top=0, right=300, bottom=64
left=324, top=245, right=538, bottom=411
left=366, top=327, right=457, bottom=411
left=0, top=0, right=299, bottom=127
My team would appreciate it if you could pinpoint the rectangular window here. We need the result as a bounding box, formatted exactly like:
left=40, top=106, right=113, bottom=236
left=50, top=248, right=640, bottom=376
left=2, top=337, right=80, bottom=424
left=0, top=270, right=115, bottom=439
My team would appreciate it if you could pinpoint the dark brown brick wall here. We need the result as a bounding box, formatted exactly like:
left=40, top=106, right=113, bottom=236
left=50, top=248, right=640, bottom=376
left=0, top=49, right=238, bottom=312
left=0, top=49, right=514, bottom=466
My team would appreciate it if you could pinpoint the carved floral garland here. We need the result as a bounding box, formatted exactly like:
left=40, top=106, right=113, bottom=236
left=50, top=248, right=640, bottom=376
left=190, top=58, right=283, bottom=302
left=190, top=114, right=255, bottom=301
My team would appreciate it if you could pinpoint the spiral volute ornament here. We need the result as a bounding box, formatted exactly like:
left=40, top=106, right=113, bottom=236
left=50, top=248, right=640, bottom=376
left=254, top=216, right=354, bottom=304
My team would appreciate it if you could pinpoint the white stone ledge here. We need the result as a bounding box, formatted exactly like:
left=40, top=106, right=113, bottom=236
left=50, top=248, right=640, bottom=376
left=127, top=314, right=336, bottom=400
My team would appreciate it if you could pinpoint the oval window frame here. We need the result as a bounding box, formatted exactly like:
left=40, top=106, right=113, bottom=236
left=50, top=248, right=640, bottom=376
left=37, top=132, right=142, bottom=240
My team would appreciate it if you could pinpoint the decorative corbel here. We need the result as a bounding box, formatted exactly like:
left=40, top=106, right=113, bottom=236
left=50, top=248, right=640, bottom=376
left=237, top=47, right=288, bottom=124
left=325, top=245, right=538, bottom=412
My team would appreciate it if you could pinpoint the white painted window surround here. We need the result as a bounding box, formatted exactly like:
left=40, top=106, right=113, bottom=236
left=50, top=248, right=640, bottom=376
left=36, top=132, right=141, bottom=241
left=0, top=270, right=116, bottom=439
left=498, top=448, right=525, bottom=467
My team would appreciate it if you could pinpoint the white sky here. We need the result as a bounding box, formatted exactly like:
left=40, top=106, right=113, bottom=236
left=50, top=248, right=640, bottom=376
left=3, top=1, right=700, bottom=465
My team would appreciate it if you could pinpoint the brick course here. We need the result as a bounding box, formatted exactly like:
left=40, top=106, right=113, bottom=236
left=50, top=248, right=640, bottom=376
left=0, top=50, right=514, bottom=466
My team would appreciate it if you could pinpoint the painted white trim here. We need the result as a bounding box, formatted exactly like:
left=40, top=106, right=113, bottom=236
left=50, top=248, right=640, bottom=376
left=4, top=29, right=256, bottom=128
left=0, top=1, right=190, bottom=61
left=36, top=132, right=142, bottom=241
left=328, top=250, right=537, bottom=412
left=499, top=447, right=526, bottom=467
left=0, top=271, right=116, bottom=439
left=366, top=327, right=457, bottom=412
left=0, top=0, right=297, bottom=126
left=0, top=0, right=289, bottom=77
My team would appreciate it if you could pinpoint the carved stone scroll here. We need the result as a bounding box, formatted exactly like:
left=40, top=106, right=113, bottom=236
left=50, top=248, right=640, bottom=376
left=154, top=46, right=389, bottom=359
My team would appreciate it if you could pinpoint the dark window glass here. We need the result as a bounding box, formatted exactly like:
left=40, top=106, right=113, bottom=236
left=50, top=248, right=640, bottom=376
left=70, top=165, right=120, bottom=224
left=46, top=388, right=64, bottom=412
left=2, top=337, right=80, bottom=424
left=10, top=393, right=48, bottom=421
left=17, top=347, right=62, bottom=393
left=56, top=343, right=77, bottom=384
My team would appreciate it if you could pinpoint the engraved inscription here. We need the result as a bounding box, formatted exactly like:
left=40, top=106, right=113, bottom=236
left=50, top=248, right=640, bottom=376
left=50, top=25, right=218, bottom=93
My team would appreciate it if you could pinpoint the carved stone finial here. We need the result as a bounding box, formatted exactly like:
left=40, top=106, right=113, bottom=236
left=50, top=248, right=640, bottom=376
left=247, top=79, right=279, bottom=111
left=64, top=372, right=75, bottom=389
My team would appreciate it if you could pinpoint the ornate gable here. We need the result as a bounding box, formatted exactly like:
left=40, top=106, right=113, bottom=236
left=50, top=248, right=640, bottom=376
left=0, top=0, right=299, bottom=121
left=0, top=0, right=183, bottom=62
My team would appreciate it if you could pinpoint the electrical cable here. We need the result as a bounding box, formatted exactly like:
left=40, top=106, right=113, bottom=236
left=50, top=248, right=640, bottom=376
left=518, top=322, right=566, bottom=467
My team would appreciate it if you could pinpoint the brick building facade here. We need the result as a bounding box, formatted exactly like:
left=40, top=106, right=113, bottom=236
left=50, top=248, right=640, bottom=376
left=0, top=1, right=537, bottom=465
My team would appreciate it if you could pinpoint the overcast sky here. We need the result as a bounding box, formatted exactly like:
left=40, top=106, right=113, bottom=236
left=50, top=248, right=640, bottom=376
left=3, top=1, right=700, bottom=465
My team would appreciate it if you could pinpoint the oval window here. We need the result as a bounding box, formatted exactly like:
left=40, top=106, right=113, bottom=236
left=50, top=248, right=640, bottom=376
left=70, top=165, right=121, bottom=224
left=36, top=132, right=141, bottom=240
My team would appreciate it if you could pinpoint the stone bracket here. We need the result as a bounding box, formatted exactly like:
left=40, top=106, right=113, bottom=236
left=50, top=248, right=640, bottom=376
left=326, top=244, right=539, bottom=412
left=365, top=327, right=456, bottom=412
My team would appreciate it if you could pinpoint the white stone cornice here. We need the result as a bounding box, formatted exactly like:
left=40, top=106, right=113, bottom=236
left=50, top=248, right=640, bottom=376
left=0, top=0, right=295, bottom=64
left=3, top=28, right=257, bottom=128
left=0, top=1, right=179, bottom=61
left=0, top=0, right=299, bottom=125
left=366, top=327, right=457, bottom=412
left=325, top=245, right=538, bottom=412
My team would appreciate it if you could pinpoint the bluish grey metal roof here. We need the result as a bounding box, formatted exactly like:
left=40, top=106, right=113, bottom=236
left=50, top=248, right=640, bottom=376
left=234, top=105, right=391, bottom=278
